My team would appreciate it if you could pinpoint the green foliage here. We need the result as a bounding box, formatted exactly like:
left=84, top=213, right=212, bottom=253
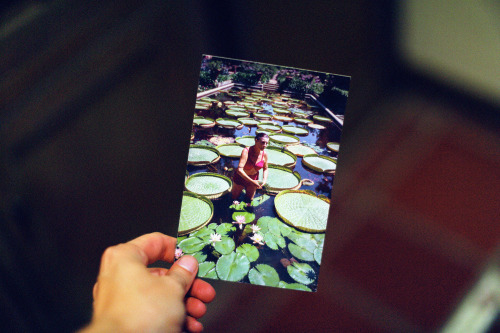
left=248, top=264, right=280, bottom=287
left=236, top=244, right=260, bottom=262
left=287, top=262, right=316, bottom=285
left=232, top=71, right=259, bottom=85
left=215, top=223, right=237, bottom=237
left=214, top=236, right=235, bottom=255
left=278, top=281, right=312, bottom=292
left=216, top=252, right=250, bottom=282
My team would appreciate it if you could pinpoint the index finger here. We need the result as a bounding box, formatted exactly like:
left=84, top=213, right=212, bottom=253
left=128, top=232, right=178, bottom=265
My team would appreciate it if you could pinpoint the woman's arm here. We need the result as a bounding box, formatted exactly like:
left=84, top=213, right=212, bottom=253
left=237, top=148, right=261, bottom=187
left=260, top=151, right=269, bottom=186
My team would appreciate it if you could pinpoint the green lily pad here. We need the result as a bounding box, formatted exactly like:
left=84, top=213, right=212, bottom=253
left=274, top=190, right=330, bottom=233
left=287, top=262, right=316, bottom=285
left=214, top=236, right=235, bottom=255
left=237, top=118, right=260, bottom=127
left=257, top=123, right=282, bottom=132
left=313, top=115, right=333, bottom=123
left=254, top=112, right=272, bottom=120
left=278, top=281, right=312, bottom=292
left=263, top=232, right=285, bottom=250
left=235, top=135, right=256, bottom=147
left=178, top=237, right=207, bottom=254
left=294, top=118, right=313, bottom=125
left=232, top=211, right=256, bottom=224
left=215, top=223, right=237, bottom=237
left=185, top=172, right=232, bottom=197
left=248, top=264, right=280, bottom=287
left=198, top=261, right=216, bottom=277
left=314, top=246, right=323, bottom=265
left=326, top=142, right=340, bottom=152
left=225, top=109, right=250, bottom=118
left=216, top=252, right=250, bottom=282
left=193, top=116, right=215, bottom=126
left=251, top=194, right=270, bottom=206
left=273, top=115, right=293, bottom=122
left=281, top=125, right=309, bottom=136
left=302, top=154, right=337, bottom=173
left=178, top=192, right=214, bottom=235
left=258, top=165, right=301, bottom=192
left=265, top=147, right=297, bottom=167
left=216, top=143, right=245, bottom=158
left=216, top=118, right=242, bottom=129
left=187, top=145, right=220, bottom=165
left=285, top=144, right=317, bottom=157
left=236, top=244, right=259, bottom=262
left=191, top=251, right=208, bottom=263
left=269, top=133, right=300, bottom=145
left=288, top=243, right=315, bottom=262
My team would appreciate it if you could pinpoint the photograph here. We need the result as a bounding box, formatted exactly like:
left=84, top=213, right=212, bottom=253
left=176, top=55, right=350, bottom=292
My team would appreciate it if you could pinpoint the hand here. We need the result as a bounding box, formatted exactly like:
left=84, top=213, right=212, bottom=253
left=81, top=232, right=216, bottom=333
left=253, top=180, right=262, bottom=189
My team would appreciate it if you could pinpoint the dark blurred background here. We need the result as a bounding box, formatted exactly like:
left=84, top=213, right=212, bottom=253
left=1, top=1, right=499, bottom=332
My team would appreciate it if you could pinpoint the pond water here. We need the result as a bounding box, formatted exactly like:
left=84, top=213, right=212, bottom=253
left=182, top=88, right=343, bottom=291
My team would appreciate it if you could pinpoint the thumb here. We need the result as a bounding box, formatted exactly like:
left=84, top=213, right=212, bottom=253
left=167, top=255, right=199, bottom=294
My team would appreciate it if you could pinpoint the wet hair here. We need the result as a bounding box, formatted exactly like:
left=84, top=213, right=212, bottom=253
left=255, top=132, right=269, bottom=141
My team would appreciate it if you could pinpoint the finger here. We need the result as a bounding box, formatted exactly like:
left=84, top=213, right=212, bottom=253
left=166, top=255, right=198, bottom=294
left=188, top=278, right=216, bottom=303
left=148, top=267, right=169, bottom=276
left=184, top=315, right=204, bottom=333
left=128, top=232, right=177, bottom=265
left=185, top=297, right=207, bottom=319
left=92, top=282, right=99, bottom=299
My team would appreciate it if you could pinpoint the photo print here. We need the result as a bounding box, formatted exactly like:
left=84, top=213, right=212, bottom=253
left=176, top=55, right=350, bottom=292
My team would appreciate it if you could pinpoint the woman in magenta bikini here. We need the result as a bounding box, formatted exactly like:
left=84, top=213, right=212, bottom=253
left=231, top=133, right=269, bottom=203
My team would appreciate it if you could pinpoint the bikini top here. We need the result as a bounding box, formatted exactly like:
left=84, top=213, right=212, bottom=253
left=243, top=147, right=265, bottom=171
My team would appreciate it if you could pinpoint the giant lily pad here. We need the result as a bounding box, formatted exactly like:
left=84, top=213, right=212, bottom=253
left=237, top=117, right=260, bottom=126
left=273, top=115, right=293, bottom=122
left=291, top=110, right=309, bottom=118
left=269, top=133, right=300, bottom=145
left=216, top=143, right=245, bottom=158
left=285, top=144, right=317, bottom=157
left=302, top=154, right=337, bottom=173
left=193, top=116, right=215, bottom=128
left=216, top=252, right=250, bottom=282
left=178, top=191, right=214, bottom=235
left=254, top=112, right=272, bottom=120
left=274, top=190, right=330, bottom=232
left=287, top=262, right=316, bottom=285
left=225, top=109, right=249, bottom=118
left=258, top=165, right=301, bottom=193
left=265, top=146, right=297, bottom=167
left=248, top=264, right=280, bottom=287
left=307, top=123, right=326, bottom=130
left=235, top=136, right=256, bottom=147
left=216, top=118, right=242, bottom=129
left=313, top=115, right=333, bottom=123
left=293, top=118, right=313, bottom=125
left=187, top=145, right=220, bottom=165
left=273, top=108, right=291, bottom=115
left=281, top=125, right=309, bottom=136
left=257, top=123, right=282, bottom=133
left=326, top=142, right=340, bottom=152
left=185, top=172, right=232, bottom=199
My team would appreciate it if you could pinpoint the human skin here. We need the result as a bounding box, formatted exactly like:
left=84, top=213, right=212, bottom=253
left=231, top=136, right=269, bottom=201
left=80, top=232, right=216, bottom=333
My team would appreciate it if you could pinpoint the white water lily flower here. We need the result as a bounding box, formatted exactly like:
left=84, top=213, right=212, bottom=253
left=250, top=224, right=261, bottom=233
left=209, top=233, right=221, bottom=245
left=174, top=248, right=183, bottom=260
left=250, top=233, right=264, bottom=246
left=232, top=215, right=246, bottom=229
left=232, top=200, right=240, bottom=206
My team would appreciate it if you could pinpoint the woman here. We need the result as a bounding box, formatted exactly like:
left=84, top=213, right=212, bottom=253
left=231, top=133, right=269, bottom=203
